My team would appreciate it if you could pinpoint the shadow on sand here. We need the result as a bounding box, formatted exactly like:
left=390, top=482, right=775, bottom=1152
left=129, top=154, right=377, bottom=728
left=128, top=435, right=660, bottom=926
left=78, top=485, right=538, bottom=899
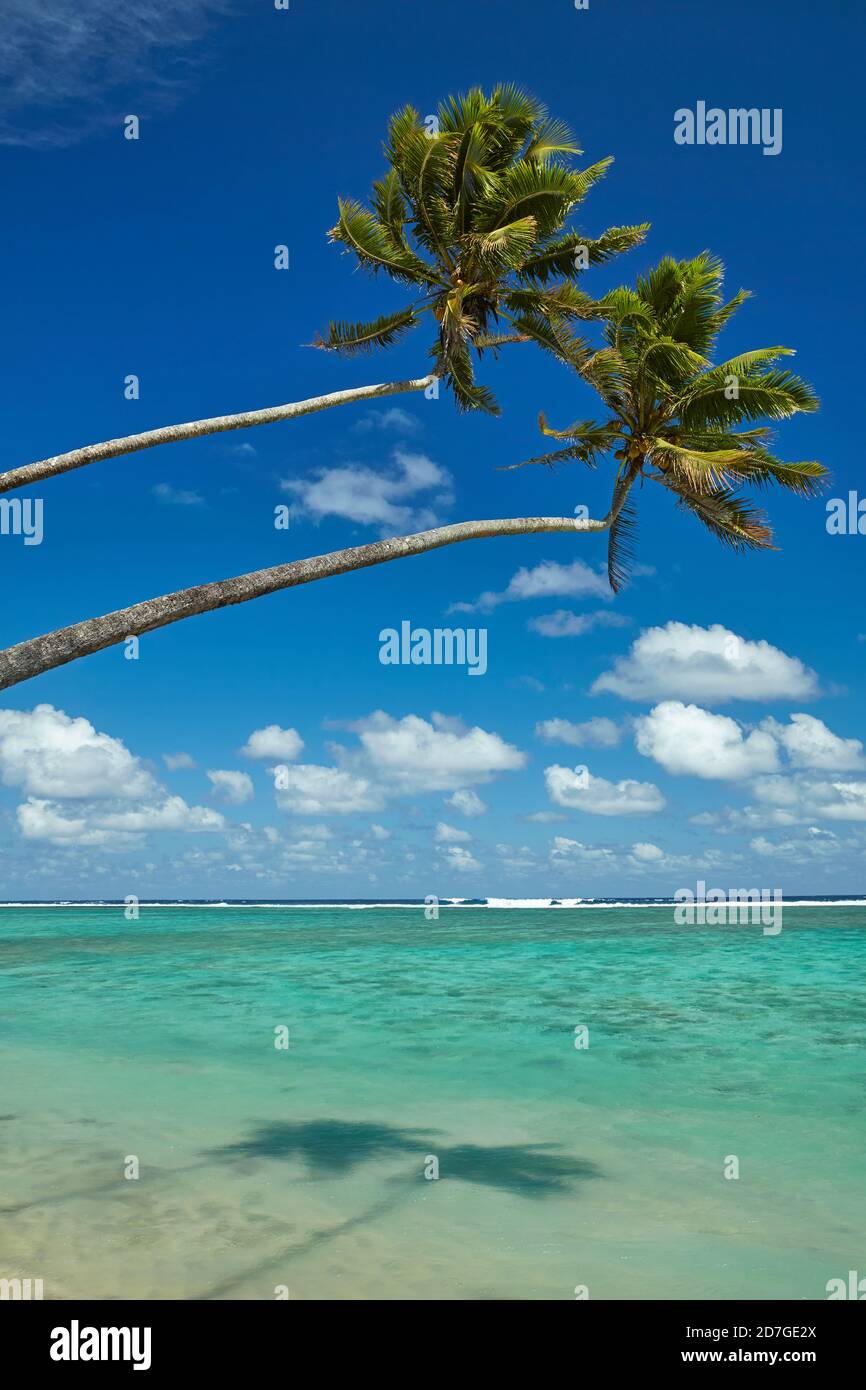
left=207, top=1116, right=600, bottom=1196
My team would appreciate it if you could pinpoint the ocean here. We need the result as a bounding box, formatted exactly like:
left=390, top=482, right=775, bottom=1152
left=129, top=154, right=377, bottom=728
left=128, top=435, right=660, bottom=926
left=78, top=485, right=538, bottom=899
left=1, top=901, right=864, bottom=1300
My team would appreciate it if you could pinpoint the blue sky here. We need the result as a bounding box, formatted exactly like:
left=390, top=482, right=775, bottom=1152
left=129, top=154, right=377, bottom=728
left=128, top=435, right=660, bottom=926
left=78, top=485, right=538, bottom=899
left=1, top=0, right=864, bottom=900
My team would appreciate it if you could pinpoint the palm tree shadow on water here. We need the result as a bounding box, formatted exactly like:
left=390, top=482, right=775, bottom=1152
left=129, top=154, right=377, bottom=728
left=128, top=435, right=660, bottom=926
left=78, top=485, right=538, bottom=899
left=196, top=1118, right=601, bottom=1298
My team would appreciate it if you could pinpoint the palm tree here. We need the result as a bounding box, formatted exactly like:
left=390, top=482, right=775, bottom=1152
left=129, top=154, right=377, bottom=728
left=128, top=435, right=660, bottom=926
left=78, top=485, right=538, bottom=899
left=317, top=85, right=648, bottom=413
left=515, top=253, right=824, bottom=588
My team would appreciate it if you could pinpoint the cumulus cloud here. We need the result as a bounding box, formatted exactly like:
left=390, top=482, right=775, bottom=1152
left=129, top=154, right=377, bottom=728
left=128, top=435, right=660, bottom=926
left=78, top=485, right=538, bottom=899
left=753, top=774, right=866, bottom=822
left=268, top=713, right=524, bottom=819
left=163, top=752, right=196, bottom=771
left=528, top=609, right=629, bottom=638
left=17, top=795, right=224, bottom=846
left=207, top=770, right=254, bottom=805
left=241, top=725, right=304, bottom=762
left=635, top=702, right=780, bottom=780
left=444, top=789, right=488, bottom=817
left=549, top=835, right=683, bottom=874
left=0, top=705, right=156, bottom=799
left=759, top=714, right=865, bottom=771
left=281, top=449, right=452, bottom=534
left=276, top=766, right=383, bottom=816
left=0, top=705, right=226, bottom=849
left=356, top=712, right=525, bottom=791
left=434, top=821, right=472, bottom=844
left=441, top=844, right=481, bottom=873
left=545, top=766, right=665, bottom=816
left=535, top=717, right=621, bottom=749
left=549, top=836, right=617, bottom=865
left=630, top=841, right=664, bottom=862
left=451, top=559, right=611, bottom=614
left=592, top=622, right=819, bottom=704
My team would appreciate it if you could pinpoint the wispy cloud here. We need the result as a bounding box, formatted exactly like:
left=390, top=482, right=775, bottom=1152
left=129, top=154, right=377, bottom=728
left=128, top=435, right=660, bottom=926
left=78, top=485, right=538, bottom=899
left=528, top=609, right=630, bottom=638
left=450, top=559, right=612, bottom=614
left=152, top=482, right=204, bottom=506
left=0, top=1, right=231, bottom=148
left=281, top=449, right=452, bottom=535
left=352, top=407, right=422, bottom=435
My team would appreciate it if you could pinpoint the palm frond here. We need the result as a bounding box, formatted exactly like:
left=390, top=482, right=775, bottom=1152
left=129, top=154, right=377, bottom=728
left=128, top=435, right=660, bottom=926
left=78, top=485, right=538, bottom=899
left=475, top=158, right=611, bottom=237
left=433, top=339, right=500, bottom=415
left=315, top=307, right=422, bottom=354
left=517, top=224, right=649, bottom=284
left=465, top=216, right=539, bottom=273
left=506, top=311, right=589, bottom=368
left=659, top=477, right=776, bottom=551
left=607, top=471, right=639, bottom=592
left=323, top=89, right=646, bottom=410
left=524, top=116, right=581, bottom=163
left=328, top=198, right=435, bottom=286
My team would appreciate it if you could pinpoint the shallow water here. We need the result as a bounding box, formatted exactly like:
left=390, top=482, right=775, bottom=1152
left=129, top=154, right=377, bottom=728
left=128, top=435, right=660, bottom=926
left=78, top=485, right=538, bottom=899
left=0, top=905, right=863, bottom=1300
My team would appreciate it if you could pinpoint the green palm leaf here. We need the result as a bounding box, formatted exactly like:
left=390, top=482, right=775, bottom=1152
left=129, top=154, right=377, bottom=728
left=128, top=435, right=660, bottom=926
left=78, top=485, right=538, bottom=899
left=320, top=89, right=644, bottom=410
left=511, top=251, right=822, bottom=585
left=315, top=307, right=421, bottom=354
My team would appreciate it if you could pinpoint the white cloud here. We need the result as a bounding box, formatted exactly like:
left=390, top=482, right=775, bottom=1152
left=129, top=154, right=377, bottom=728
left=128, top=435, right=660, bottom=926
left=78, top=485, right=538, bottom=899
left=528, top=609, right=629, bottom=638
left=451, top=559, right=611, bottom=613
left=434, top=821, right=472, bottom=844
left=281, top=449, right=451, bottom=533
left=17, top=795, right=224, bottom=846
left=207, top=770, right=254, bottom=805
left=356, top=712, right=525, bottom=791
left=630, top=842, right=664, bottom=862
left=753, top=774, right=866, bottom=822
left=276, top=766, right=383, bottom=816
left=444, top=788, right=488, bottom=817
left=549, top=836, right=617, bottom=864
left=759, top=714, right=865, bottom=771
left=635, top=702, right=779, bottom=780
left=0, top=705, right=228, bottom=850
left=266, top=713, right=524, bottom=819
left=152, top=483, right=203, bottom=506
left=592, top=622, right=819, bottom=704
left=241, top=725, right=304, bottom=762
left=545, top=766, right=665, bottom=816
left=441, top=845, right=481, bottom=873
left=353, top=407, right=420, bottom=435
left=0, top=705, right=156, bottom=799
left=163, top=752, right=196, bottom=771
left=536, top=717, right=621, bottom=748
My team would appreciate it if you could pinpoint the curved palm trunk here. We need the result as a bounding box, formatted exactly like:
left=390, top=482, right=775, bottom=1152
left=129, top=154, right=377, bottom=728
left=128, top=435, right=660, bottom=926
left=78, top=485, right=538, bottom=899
left=0, top=376, right=435, bottom=496
left=0, top=509, right=623, bottom=691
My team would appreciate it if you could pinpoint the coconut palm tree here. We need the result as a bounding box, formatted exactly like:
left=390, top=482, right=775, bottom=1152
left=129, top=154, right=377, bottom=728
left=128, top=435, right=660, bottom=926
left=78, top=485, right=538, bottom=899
left=317, top=85, right=648, bottom=413
left=514, top=253, right=824, bottom=588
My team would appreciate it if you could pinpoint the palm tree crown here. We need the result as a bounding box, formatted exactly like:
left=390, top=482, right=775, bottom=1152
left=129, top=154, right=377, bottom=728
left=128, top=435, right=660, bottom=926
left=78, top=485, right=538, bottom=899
left=521, top=253, right=824, bottom=588
left=317, top=86, right=648, bottom=413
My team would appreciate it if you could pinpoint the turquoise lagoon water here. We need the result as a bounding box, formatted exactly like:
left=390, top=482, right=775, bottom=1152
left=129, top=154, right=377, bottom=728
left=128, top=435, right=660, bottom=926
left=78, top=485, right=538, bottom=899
left=0, top=904, right=864, bottom=1301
